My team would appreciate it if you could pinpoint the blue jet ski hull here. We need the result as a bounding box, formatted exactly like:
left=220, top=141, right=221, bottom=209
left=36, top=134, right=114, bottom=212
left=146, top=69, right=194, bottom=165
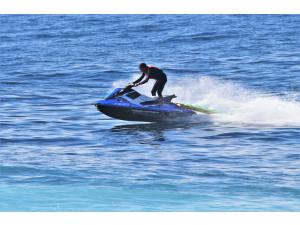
left=95, top=87, right=196, bottom=122
left=96, top=100, right=195, bottom=122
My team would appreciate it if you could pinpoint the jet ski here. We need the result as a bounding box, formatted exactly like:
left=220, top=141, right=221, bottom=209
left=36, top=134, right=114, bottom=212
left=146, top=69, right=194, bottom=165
left=95, top=84, right=197, bottom=122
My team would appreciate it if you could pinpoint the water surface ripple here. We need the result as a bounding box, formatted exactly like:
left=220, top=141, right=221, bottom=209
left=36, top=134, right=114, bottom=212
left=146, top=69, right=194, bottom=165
left=1, top=15, right=300, bottom=211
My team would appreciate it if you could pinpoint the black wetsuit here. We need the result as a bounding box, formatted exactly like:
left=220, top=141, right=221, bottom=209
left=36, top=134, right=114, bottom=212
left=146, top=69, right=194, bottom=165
left=134, top=66, right=167, bottom=98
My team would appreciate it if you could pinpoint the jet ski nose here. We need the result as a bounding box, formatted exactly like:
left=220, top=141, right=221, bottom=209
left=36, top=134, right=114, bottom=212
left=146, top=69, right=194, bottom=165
left=95, top=100, right=107, bottom=110
left=95, top=100, right=106, bottom=105
left=95, top=102, right=108, bottom=114
left=95, top=99, right=118, bottom=113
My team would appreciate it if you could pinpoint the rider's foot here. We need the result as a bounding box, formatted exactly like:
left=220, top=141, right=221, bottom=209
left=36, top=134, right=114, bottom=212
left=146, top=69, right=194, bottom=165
left=158, top=97, right=164, bottom=105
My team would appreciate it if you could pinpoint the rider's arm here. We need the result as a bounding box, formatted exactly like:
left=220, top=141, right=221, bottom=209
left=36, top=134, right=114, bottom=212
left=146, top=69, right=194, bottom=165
left=137, top=76, right=150, bottom=85
left=133, top=73, right=145, bottom=84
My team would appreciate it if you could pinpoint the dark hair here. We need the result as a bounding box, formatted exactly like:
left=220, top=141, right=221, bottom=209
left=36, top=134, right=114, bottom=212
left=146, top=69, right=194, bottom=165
left=139, top=63, right=147, bottom=69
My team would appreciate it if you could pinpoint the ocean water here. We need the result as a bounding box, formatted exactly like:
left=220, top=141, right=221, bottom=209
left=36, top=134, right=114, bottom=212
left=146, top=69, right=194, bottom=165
left=1, top=15, right=300, bottom=211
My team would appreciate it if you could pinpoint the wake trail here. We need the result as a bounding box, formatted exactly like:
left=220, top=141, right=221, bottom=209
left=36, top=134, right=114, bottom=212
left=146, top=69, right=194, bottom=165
left=113, top=75, right=300, bottom=126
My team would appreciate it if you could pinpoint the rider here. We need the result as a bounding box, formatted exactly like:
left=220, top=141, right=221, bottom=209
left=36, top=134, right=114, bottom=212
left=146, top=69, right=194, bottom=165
left=132, top=63, right=168, bottom=100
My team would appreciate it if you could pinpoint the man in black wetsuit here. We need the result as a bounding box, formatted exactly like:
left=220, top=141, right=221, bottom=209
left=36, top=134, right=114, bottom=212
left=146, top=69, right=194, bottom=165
left=132, top=63, right=168, bottom=100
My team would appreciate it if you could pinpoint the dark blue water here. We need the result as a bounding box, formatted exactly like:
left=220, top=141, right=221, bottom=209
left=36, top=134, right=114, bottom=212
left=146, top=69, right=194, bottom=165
left=1, top=15, right=300, bottom=211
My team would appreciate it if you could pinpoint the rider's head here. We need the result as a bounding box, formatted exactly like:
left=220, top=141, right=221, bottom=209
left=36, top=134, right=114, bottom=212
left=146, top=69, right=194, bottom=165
left=139, top=63, right=148, bottom=73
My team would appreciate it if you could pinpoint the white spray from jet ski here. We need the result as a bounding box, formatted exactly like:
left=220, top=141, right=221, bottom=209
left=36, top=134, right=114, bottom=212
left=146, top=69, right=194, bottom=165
left=113, top=75, right=300, bottom=126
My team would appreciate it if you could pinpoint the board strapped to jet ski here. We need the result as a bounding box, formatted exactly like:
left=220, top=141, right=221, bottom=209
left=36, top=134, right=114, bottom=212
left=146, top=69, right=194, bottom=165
left=95, top=84, right=210, bottom=122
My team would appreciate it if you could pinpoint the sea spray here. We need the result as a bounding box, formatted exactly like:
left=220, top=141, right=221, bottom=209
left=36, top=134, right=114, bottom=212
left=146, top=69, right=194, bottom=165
left=113, top=75, right=300, bottom=126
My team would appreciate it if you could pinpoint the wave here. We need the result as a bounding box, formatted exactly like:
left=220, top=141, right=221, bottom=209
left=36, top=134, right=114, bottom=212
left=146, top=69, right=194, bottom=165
left=113, top=76, right=300, bottom=126
left=162, top=33, right=240, bottom=44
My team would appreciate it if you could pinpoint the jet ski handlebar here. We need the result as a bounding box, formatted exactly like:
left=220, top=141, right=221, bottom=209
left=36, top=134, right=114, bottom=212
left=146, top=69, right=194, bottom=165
left=114, top=84, right=135, bottom=97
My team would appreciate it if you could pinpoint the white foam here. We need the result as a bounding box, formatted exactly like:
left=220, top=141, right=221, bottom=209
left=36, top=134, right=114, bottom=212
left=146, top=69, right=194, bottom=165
left=113, top=75, right=300, bottom=126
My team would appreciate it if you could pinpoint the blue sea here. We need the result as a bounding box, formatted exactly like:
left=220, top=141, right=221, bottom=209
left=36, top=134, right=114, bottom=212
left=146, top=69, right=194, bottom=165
left=1, top=15, right=300, bottom=211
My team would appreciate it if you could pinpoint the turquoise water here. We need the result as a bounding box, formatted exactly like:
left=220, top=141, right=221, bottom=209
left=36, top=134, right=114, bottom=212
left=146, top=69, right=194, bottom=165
left=1, top=15, right=300, bottom=211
